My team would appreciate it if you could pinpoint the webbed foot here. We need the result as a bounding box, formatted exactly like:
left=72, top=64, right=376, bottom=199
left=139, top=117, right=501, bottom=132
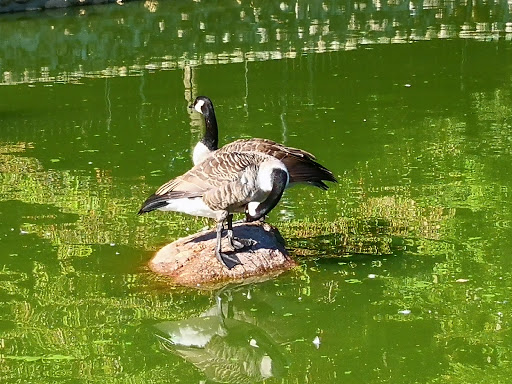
left=215, top=250, right=242, bottom=270
left=229, top=236, right=256, bottom=250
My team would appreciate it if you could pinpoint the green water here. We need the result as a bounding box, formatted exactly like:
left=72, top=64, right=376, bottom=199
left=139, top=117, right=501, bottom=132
left=1, top=1, right=512, bottom=383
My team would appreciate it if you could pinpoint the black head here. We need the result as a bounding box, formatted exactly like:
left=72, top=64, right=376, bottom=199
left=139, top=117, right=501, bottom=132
left=189, top=96, right=213, bottom=115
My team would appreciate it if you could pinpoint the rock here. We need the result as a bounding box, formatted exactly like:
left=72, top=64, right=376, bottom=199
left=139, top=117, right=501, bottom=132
left=149, top=221, right=296, bottom=288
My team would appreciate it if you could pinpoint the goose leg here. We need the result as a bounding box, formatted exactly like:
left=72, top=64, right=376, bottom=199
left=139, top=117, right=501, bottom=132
left=226, top=214, right=255, bottom=250
left=215, top=219, right=241, bottom=269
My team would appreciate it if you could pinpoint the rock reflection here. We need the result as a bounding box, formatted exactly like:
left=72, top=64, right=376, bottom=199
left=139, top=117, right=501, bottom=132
left=153, top=287, right=287, bottom=383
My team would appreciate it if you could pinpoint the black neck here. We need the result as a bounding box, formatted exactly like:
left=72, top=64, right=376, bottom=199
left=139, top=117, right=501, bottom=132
left=246, top=168, right=288, bottom=222
left=201, top=106, right=219, bottom=151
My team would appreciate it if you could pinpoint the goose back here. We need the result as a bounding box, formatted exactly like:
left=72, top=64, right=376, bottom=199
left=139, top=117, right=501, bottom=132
left=138, top=151, right=287, bottom=217
left=217, top=138, right=336, bottom=190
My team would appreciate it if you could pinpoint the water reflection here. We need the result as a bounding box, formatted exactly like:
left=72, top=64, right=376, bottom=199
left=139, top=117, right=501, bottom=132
left=153, top=285, right=287, bottom=383
left=1, top=0, right=512, bottom=381
left=1, top=0, right=511, bottom=84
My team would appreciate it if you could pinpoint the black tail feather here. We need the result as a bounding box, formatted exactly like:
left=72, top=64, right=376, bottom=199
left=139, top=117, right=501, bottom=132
left=282, top=157, right=337, bottom=190
left=138, top=194, right=169, bottom=215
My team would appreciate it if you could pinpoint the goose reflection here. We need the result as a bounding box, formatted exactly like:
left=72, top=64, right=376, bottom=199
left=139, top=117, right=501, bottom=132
left=153, top=287, right=287, bottom=383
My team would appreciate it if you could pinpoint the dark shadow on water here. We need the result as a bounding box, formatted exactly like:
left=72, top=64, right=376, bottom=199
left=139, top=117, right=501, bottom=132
left=71, top=244, right=153, bottom=275
left=285, top=217, right=454, bottom=261
left=0, top=200, right=80, bottom=225
left=0, top=0, right=133, bottom=14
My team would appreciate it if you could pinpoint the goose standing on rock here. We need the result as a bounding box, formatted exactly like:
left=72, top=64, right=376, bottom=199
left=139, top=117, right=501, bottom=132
left=138, top=151, right=289, bottom=270
left=190, top=96, right=337, bottom=190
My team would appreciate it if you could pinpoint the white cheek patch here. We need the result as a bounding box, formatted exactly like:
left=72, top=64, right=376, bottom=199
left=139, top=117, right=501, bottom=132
left=259, top=355, right=273, bottom=379
left=194, top=99, right=205, bottom=114
left=247, top=201, right=260, bottom=217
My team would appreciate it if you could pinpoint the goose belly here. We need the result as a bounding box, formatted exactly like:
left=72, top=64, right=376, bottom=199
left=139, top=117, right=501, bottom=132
left=157, top=197, right=219, bottom=219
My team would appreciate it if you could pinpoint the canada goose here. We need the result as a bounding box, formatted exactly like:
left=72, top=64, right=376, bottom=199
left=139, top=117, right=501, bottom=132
left=138, top=151, right=289, bottom=269
left=190, top=96, right=337, bottom=190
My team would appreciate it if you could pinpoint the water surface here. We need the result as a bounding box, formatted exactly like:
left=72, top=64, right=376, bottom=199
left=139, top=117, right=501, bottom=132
left=1, top=1, right=512, bottom=383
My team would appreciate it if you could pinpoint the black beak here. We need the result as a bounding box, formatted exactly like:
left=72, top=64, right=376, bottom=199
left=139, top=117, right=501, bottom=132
left=188, top=103, right=194, bottom=109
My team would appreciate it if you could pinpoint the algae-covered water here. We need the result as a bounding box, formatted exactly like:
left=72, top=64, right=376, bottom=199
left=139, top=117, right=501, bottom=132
left=1, top=1, right=512, bottom=383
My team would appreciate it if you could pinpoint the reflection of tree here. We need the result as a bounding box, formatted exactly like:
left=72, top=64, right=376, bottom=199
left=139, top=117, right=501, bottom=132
left=2, top=71, right=512, bottom=379
left=1, top=0, right=510, bottom=84
left=278, top=83, right=512, bottom=381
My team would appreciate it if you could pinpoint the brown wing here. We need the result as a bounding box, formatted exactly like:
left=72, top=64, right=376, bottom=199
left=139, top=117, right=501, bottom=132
left=218, top=138, right=337, bottom=189
left=201, top=163, right=259, bottom=211
left=219, top=138, right=317, bottom=161
left=139, top=152, right=269, bottom=214
left=154, top=151, right=268, bottom=196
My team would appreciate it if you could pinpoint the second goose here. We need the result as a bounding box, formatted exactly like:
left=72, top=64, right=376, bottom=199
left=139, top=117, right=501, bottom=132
left=190, top=96, right=337, bottom=190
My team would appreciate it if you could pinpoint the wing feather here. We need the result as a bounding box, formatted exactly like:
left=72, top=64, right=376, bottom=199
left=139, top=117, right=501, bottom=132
left=217, top=138, right=337, bottom=189
left=219, top=138, right=317, bottom=161
left=140, top=152, right=273, bottom=214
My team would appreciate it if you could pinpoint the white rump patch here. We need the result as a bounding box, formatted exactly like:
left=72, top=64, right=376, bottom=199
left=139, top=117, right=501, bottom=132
left=169, top=325, right=213, bottom=348
left=157, top=197, right=217, bottom=219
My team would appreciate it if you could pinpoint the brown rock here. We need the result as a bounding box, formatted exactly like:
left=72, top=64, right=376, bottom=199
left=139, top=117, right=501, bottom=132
left=149, top=221, right=296, bottom=288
